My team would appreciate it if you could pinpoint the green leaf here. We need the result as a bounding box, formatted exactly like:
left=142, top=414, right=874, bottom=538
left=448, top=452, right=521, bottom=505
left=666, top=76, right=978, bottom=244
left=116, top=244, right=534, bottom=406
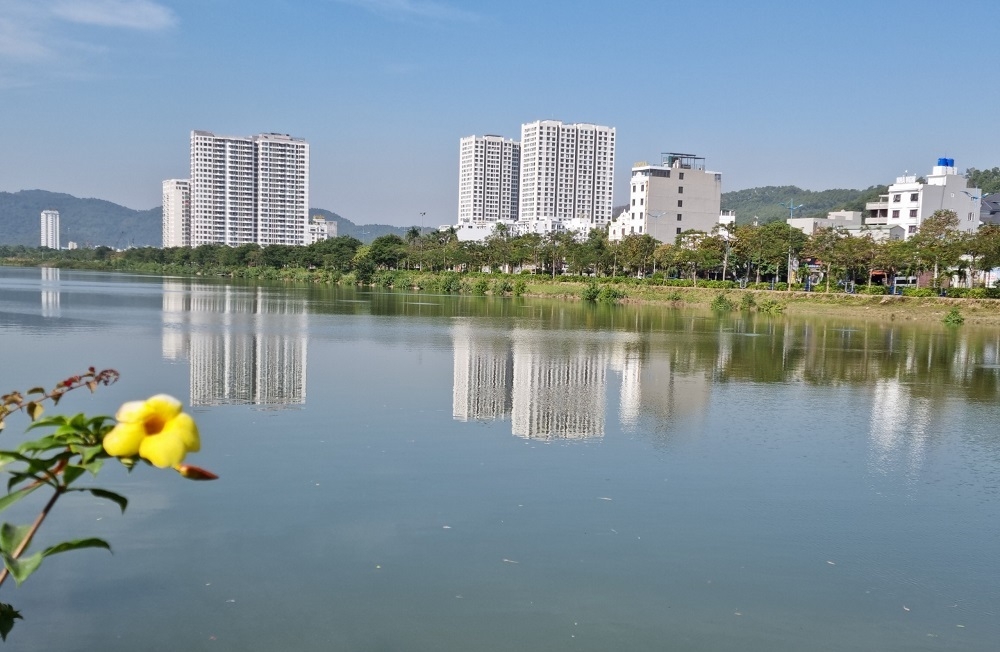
left=61, top=465, right=86, bottom=486
left=0, top=485, right=41, bottom=513
left=26, top=387, right=45, bottom=396
left=25, top=415, right=69, bottom=432
left=1, top=551, right=43, bottom=586
left=42, top=537, right=111, bottom=558
left=85, top=488, right=127, bottom=514
left=0, top=602, right=22, bottom=642
left=0, top=524, right=33, bottom=555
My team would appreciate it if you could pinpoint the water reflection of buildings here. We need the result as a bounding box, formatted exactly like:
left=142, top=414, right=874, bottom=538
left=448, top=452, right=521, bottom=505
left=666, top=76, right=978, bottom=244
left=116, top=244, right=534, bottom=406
left=163, top=281, right=307, bottom=407
left=452, top=322, right=711, bottom=441
left=41, top=267, right=60, bottom=317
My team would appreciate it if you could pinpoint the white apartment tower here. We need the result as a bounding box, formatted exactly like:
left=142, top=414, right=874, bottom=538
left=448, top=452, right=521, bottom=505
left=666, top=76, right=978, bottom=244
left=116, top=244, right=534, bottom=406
left=457, top=135, right=521, bottom=226
left=40, top=210, right=60, bottom=249
left=518, top=120, right=615, bottom=233
left=162, top=179, right=191, bottom=247
left=189, top=130, right=310, bottom=247
left=610, top=153, right=723, bottom=243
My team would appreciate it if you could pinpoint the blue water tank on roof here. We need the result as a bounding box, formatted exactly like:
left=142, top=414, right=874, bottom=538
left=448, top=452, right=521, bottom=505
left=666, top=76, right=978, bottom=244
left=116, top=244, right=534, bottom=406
left=938, top=157, right=948, bottom=166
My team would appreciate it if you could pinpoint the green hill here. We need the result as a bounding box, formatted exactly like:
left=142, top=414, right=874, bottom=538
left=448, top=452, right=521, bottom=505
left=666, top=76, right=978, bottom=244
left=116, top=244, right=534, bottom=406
left=720, top=185, right=888, bottom=225
left=0, top=190, right=161, bottom=248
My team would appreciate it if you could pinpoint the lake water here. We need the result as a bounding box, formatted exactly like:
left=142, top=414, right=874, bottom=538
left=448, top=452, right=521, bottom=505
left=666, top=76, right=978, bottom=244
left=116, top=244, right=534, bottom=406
left=0, top=266, right=998, bottom=651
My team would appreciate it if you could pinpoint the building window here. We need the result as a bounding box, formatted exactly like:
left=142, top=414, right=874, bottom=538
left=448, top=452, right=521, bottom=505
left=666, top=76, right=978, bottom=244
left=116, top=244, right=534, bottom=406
left=909, top=209, right=917, bottom=217
left=632, top=199, right=635, bottom=206
left=678, top=186, right=684, bottom=194
left=893, top=194, right=901, bottom=202
left=632, top=184, right=635, bottom=192
left=639, top=198, right=644, bottom=205
left=910, top=193, right=918, bottom=201
left=676, top=227, right=682, bottom=234
left=892, top=210, right=900, bottom=218
left=677, top=200, right=683, bottom=207
left=908, top=225, right=917, bottom=234
left=679, top=172, right=684, bottom=180
left=677, top=214, right=682, bottom=221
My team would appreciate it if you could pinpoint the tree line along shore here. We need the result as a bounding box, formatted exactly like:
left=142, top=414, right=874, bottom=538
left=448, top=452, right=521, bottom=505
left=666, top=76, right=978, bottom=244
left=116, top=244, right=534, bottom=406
left=5, top=208, right=1000, bottom=324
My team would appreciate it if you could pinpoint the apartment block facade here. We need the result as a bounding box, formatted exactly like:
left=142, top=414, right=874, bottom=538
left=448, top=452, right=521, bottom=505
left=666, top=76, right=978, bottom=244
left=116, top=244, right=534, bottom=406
left=40, top=210, right=60, bottom=249
left=189, top=130, right=309, bottom=247
left=457, top=135, right=521, bottom=226
left=518, top=120, right=615, bottom=233
left=610, top=153, right=722, bottom=243
left=162, top=179, right=191, bottom=247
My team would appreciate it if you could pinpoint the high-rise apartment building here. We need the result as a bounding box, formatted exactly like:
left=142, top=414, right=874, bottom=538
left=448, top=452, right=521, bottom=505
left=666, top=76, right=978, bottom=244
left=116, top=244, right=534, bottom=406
left=40, top=210, right=60, bottom=249
left=189, top=130, right=309, bottom=247
left=457, top=135, right=521, bottom=226
left=518, top=120, right=615, bottom=233
left=162, top=179, right=191, bottom=247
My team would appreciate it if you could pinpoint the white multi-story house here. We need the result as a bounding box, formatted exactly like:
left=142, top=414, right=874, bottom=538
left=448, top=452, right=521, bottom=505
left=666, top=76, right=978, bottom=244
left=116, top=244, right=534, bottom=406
left=457, top=135, right=520, bottom=228
left=189, top=130, right=309, bottom=247
left=40, top=210, right=60, bottom=249
left=518, top=120, right=615, bottom=235
left=865, top=158, right=981, bottom=238
left=304, top=215, right=337, bottom=245
left=610, top=153, right=722, bottom=243
left=162, top=179, right=191, bottom=248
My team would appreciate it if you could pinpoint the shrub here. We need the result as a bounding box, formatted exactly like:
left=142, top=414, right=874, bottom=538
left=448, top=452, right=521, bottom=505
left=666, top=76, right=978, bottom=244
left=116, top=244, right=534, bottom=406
left=472, top=278, right=489, bottom=295
left=597, top=286, right=626, bottom=303
left=581, top=281, right=601, bottom=302
left=491, top=278, right=513, bottom=295
left=740, top=292, right=756, bottom=310
left=757, top=297, right=785, bottom=315
left=665, top=290, right=682, bottom=302
left=513, top=279, right=527, bottom=296
left=902, top=287, right=936, bottom=298
left=943, top=308, right=965, bottom=325
left=858, top=285, right=888, bottom=295
left=710, top=292, right=734, bottom=312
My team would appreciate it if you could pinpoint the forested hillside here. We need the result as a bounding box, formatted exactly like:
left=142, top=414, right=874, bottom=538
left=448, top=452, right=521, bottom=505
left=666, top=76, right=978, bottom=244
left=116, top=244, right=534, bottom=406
left=720, top=186, right=888, bottom=224
left=0, top=190, right=161, bottom=247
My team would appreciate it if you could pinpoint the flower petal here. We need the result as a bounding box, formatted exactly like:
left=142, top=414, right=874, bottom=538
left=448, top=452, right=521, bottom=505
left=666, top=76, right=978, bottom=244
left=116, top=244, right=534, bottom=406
left=103, top=422, right=145, bottom=457
left=140, top=433, right=188, bottom=468
left=145, top=395, right=183, bottom=420
left=114, top=400, right=148, bottom=423
left=162, top=412, right=200, bottom=453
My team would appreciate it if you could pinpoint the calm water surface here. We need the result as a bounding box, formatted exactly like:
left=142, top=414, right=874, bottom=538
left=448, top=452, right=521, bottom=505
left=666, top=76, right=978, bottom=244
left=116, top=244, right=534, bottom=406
left=0, top=267, right=998, bottom=651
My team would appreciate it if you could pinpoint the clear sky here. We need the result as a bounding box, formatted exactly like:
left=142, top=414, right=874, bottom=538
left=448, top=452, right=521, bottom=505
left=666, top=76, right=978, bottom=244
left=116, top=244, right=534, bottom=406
left=2, top=0, right=997, bottom=226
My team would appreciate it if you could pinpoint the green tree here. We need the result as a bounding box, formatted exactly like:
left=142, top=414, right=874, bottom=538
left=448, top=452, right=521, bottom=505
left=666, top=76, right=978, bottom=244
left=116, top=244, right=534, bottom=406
left=801, top=226, right=845, bottom=292
left=910, top=210, right=962, bottom=287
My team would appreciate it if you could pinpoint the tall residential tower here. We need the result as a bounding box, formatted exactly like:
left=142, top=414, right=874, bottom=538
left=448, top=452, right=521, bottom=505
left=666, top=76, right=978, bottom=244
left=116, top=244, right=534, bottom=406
left=518, top=120, right=615, bottom=234
left=162, top=179, right=191, bottom=247
left=189, top=130, right=310, bottom=247
left=40, top=210, right=60, bottom=249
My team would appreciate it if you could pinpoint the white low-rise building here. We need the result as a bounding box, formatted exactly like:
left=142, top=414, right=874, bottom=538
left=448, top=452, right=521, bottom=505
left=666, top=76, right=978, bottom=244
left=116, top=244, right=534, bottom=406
left=610, top=153, right=722, bottom=243
left=304, top=215, right=337, bottom=245
left=865, top=158, right=981, bottom=238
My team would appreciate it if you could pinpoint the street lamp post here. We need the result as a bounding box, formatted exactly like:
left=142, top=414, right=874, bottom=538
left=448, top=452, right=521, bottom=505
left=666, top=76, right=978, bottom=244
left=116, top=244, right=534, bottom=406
left=779, top=200, right=804, bottom=291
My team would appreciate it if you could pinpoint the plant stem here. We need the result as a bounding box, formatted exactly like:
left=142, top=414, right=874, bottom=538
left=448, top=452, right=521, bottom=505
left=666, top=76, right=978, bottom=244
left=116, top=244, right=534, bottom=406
left=0, top=486, right=63, bottom=590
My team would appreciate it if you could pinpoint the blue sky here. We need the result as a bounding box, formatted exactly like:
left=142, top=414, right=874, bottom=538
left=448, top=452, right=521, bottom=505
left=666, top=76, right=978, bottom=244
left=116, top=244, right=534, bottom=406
left=1, top=0, right=997, bottom=227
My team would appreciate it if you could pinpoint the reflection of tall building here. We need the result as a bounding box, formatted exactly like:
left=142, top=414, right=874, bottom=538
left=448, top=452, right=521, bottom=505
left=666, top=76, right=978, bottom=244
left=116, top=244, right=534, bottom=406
left=611, top=350, right=711, bottom=432
left=162, top=282, right=307, bottom=407
left=40, top=267, right=60, bottom=317
left=511, top=330, right=609, bottom=440
left=452, top=322, right=513, bottom=421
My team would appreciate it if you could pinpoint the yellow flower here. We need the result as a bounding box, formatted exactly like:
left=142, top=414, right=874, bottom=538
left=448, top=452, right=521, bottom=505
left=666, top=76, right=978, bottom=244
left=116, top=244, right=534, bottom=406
left=103, top=394, right=200, bottom=468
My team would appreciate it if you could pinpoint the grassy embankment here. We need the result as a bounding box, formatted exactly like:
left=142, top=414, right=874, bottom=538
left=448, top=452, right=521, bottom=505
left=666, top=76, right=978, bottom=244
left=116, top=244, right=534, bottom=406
left=11, top=258, right=1000, bottom=325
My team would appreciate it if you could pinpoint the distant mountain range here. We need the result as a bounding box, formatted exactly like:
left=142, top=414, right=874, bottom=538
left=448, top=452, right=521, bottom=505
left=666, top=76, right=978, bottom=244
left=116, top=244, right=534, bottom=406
left=1, top=185, right=885, bottom=249
left=0, top=190, right=417, bottom=247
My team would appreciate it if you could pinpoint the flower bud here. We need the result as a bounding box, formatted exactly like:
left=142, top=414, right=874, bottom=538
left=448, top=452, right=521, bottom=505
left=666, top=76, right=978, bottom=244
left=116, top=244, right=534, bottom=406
left=175, top=464, right=219, bottom=481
